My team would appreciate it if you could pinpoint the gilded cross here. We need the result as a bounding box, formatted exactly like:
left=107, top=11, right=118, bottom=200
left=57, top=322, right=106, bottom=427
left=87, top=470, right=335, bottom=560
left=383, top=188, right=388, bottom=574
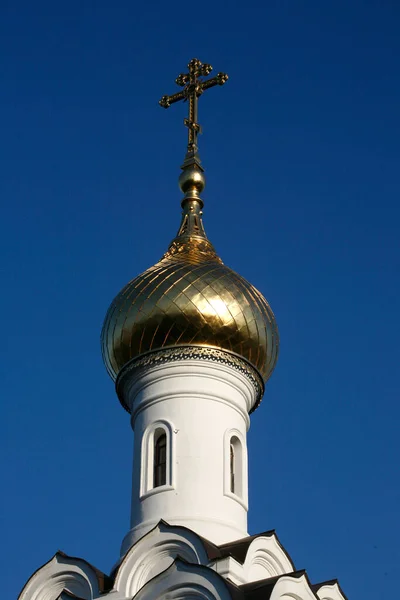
left=159, top=58, right=228, bottom=168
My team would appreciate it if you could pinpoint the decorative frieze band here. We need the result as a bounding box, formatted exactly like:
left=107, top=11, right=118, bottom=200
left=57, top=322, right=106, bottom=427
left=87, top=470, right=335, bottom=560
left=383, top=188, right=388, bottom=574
left=116, top=345, right=264, bottom=413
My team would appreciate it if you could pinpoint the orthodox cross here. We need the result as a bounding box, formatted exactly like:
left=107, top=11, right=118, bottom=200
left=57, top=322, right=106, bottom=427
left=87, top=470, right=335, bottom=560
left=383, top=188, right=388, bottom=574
left=159, top=58, right=228, bottom=169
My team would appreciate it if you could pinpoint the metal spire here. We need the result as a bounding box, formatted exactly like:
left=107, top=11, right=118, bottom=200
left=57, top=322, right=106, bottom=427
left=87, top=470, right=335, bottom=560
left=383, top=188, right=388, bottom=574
left=159, top=58, right=228, bottom=198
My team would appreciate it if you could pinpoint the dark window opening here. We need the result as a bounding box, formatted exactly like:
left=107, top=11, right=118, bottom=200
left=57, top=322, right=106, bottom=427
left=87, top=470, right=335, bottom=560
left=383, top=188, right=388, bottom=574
left=230, top=443, right=235, bottom=493
left=154, top=432, right=167, bottom=488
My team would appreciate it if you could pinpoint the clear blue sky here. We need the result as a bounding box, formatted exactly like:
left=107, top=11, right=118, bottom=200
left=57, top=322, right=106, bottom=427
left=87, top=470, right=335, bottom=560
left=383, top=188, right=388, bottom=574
left=2, top=1, right=399, bottom=599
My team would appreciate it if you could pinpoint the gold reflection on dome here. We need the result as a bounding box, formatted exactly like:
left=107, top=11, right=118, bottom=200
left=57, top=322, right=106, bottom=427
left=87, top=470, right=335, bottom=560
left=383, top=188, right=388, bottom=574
left=101, top=196, right=279, bottom=384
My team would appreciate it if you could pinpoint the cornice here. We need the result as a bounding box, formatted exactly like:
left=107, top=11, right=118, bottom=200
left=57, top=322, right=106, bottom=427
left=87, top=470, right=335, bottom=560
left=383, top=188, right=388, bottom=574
left=116, top=345, right=264, bottom=413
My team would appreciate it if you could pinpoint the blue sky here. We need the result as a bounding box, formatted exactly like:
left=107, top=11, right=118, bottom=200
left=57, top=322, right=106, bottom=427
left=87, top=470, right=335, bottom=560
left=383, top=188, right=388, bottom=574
left=2, top=1, right=399, bottom=598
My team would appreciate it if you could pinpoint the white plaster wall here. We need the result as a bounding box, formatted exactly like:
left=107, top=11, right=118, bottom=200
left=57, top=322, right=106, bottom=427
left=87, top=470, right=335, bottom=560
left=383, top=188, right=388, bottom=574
left=120, top=358, right=257, bottom=552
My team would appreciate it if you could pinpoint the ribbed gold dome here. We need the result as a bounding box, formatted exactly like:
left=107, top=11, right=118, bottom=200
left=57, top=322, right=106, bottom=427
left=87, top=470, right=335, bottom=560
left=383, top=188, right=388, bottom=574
left=102, top=59, right=278, bottom=384
left=101, top=191, right=279, bottom=383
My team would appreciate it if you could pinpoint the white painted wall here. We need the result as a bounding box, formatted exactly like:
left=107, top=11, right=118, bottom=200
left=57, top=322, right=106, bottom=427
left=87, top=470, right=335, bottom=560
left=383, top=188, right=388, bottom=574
left=119, top=357, right=258, bottom=553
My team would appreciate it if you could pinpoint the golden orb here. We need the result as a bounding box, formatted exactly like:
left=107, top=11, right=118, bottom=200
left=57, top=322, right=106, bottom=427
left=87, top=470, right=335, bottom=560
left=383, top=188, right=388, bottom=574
left=178, top=165, right=206, bottom=194
left=101, top=196, right=279, bottom=384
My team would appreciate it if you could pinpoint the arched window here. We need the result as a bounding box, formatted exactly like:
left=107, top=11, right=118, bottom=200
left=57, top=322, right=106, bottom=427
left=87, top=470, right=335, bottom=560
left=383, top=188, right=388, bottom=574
left=229, top=435, right=243, bottom=498
left=224, top=429, right=248, bottom=507
left=140, top=421, right=175, bottom=497
left=154, top=430, right=167, bottom=488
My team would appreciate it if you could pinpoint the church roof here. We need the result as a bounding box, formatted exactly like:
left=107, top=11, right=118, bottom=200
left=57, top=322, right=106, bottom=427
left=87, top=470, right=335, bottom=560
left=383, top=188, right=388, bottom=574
left=54, top=551, right=113, bottom=593
left=217, top=529, right=288, bottom=565
left=312, top=579, right=349, bottom=600
left=238, top=570, right=307, bottom=600
left=18, top=550, right=113, bottom=599
left=19, top=522, right=347, bottom=600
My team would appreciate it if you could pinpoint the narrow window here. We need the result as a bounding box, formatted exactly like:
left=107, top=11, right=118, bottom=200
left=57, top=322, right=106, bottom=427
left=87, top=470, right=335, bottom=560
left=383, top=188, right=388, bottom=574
left=230, top=443, right=235, bottom=493
left=140, top=422, right=175, bottom=497
left=154, top=431, right=167, bottom=488
left=229, top=435, right=242, bottom=497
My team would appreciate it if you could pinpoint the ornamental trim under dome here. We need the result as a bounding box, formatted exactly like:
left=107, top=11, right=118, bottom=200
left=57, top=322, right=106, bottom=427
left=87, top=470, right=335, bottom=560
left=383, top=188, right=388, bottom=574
left=116, top=345, right=265, bottom=413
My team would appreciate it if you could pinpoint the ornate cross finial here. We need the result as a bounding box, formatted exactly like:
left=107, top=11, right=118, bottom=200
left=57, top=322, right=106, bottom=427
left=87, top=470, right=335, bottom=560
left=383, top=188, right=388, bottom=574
left=159, top=58, right=228, bottom=170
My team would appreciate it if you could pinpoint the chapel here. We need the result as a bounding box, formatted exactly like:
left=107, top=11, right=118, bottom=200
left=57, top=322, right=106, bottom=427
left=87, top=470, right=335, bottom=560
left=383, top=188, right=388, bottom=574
left=18, top=58, right=347, bottom=600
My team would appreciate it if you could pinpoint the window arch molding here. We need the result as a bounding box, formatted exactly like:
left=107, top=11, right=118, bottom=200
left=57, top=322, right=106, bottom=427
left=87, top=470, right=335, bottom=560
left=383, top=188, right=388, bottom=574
left=140, top=420, right=175, bottom=498
left=223, top=428, right=248, bottom=509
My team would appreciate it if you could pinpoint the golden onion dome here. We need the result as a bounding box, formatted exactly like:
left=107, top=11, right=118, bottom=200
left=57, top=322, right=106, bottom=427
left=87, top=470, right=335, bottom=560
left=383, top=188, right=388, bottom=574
left=101, top=58, right=279, bottom=386
left=101, top=167, right=279, bottom=384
